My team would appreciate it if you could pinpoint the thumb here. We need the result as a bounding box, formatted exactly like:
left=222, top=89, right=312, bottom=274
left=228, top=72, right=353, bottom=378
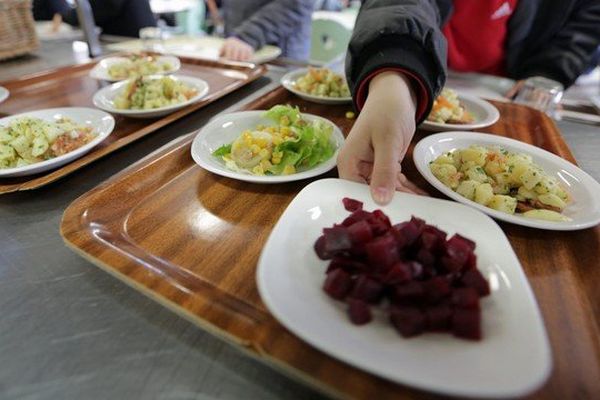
left=370, top=140, right=399, bottom=205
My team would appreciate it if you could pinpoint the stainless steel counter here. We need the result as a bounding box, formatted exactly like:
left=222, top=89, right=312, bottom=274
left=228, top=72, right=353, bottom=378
left=0, top=41, right=598, bottom=400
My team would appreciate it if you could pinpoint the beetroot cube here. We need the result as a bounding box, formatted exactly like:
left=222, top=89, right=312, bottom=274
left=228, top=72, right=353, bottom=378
left=347, top=299, right=372, bottom=325
left=323, top=226, right=352, bottom=254
left=323, top=269, right=353, bottom=300
left=425, top=304, right=452, bottom=331
left=410, top=216, right=426, bottom=229
left=452, top=308, right=481, bottom=340
left=451, top=287, right=480, bottom=309
left=390, top=306, right=426, bottom=337
left=461, top=269, right=491, bottom=296
left=442, top=234, right=476, bottom=271
left=465, top=252, right=477, bottom=270
left=392, top=281, right=424, bottom=305
left=326, top=257, right=368, bottom=274
left=421, top=225, right=447, bottom=252
left=365, top=233, right=399, bottom=268
left=423, top=277, right=451, bottom=303
left=408, top=260, right=424, bottom=279
left=371, top=209, right=392, bottom=228
left=314, top=235, right=334, bottom=260
left=342, top=210, right=372, bottom=227
left=342, top=197, right=363, bottom=212
left=392, top=220, right=421, bottom=248
left=347, top=220, right=373, bottom=244
left=452, top=233, right=476, bottom=251
left=350, top=275, right=384, bottom=304
left=416, top=247, right=435, bottom=267
left=383, top=262, right=412, bottom=285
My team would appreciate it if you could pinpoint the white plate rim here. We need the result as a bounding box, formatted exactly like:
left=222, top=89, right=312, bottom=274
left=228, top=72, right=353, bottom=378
left=413, top=131, right=600, bottom=230
left=281, top=68, right=352, bottom=105
left=190, top=110, right=344, bottom=183
left=420, top=92, right=500, bottom=131
left=0, top=107, right=115, bottom=177
left=92, top=74, right=209, bottom=118
left=257, top=178, right=552, bottom=398
left=0, top=86, right=9, bottom=104
left=89, top=55, right=181, bottom=82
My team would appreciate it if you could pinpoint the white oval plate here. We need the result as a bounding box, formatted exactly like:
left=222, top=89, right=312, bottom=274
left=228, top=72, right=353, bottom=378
left=89, top=55, right=181, bottom=82
left=93, top=75, right=209, bottom=119
left=0, top=86, right=9, bottom=104
left=420, top=92, right=500, bottom=131
left=414, top=131, right=600, bottom=230
left=0, top=108, right=115, bottom=178
left=281, top=68, right=352, bottom=105
left=257, top=178, right=551, bottom=398
left=191, top=110, right=344, bottom=183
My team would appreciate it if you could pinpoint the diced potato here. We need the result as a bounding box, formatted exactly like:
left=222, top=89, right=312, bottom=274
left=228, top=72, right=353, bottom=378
left=474, top=183, right=494, bottom=205
left=430, top=163, right=460, bottom=189
left=534, top=176, right=559, bottom=195
left=519, top=166, right=543, bottom=190
left=456, top=180, right=480, bottom=201
left=509, top=161, right=529, bottom=184
left=554, top=186, right=570, bottom=202
left=451, top=150, right=462, bottom=168
left=465, top=165, right=488, bottom=183
left=460, top=146, right=488, bottom=166
left=522, top=209, right=571, bottom=222
left=506, top=152, right=532, bottom=167
left=537, top=193, right=566, bottom=210
left=488, top=195, right=517, bottom=214
left=484, top=159, right=506, bottom=175
left=432, top=152, right=455, bottom=165
left=492, top=172, right=512, bottom=194
left=516, top=186, right=537, bottom=201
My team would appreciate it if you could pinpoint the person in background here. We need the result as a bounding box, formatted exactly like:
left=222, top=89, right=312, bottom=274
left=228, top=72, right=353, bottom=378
left=33, top=0, right=157, bottom=37
left=217, top=0, right=313, bottom=61
left=314, top=0, right=349, bottom=11
left=338, top=0, right=600, bottom=205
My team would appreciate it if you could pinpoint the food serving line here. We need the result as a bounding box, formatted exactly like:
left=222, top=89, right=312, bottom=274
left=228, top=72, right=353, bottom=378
left=1, top=40, right=599, bottom=399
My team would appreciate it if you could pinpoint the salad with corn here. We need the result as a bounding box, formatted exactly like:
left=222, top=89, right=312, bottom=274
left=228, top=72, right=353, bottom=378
left=108, top=54, right=174, bottom=80
left=213, top=105, right=336, bottom=176
left=113, top=76, right=198, bottom=110
left=294, top=68, right=350, bottom=98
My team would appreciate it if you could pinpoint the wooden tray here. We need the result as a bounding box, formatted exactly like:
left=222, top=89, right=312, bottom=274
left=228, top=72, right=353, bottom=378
left=61, top=87, right=600, bottom=399
left=0, top=57, right=266, bottom=194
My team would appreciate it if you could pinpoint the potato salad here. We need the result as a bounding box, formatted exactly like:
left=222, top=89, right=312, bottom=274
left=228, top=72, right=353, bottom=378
left=0, top=117, right=95, bottom=169
left=294, top=68, right=350, bottom=98
left=430, top=145, right=572, bottom=221
left=113, top=76, right=197, bottom=110
left=427, top=88, right=474, bottom=124
left=108, top=54, right=174, bottom=80
left=213, top=105, right=336, bottom=176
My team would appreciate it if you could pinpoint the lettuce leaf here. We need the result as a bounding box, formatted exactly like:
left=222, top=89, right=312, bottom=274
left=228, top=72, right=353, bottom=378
left=212, top=143, right=231, bottom=156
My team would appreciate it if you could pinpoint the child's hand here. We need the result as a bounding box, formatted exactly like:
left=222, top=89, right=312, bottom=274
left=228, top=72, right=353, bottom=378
left=220, top=37, right=254, bottom=61
left=337, top=71, right=427, bottom=205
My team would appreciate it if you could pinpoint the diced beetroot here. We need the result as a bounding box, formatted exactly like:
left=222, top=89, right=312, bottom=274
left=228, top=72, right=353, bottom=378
left=392, top=281, right=424, bottom=305
left=420, top=225, right=447, bottom=253
left=392, top=220, right=421, bottom=249
left=365, top=233, right=399, bottom=268
left=461, top=269, right=491, bottom=296
left=342, top=197, right=363, bottom=212
left=416, top=247, right=436, bottom=267
left=440, top=255, right=462, bottom=272
left=347, top=220, right=373, bottom=244
left=326, top=257, right=368, bottom=274
left=323, top=226, right=352, bottom=254
left=347, top=299, right=372, bottom=325
left=465, top=252, right=477, bottom=270
left=442, top=234, right=476, bottom=272
left=371, top=209, right=392, bottom=228
left=410, top=216, right=426, bottom=230
left=423, top=277, right=451, bottom=303
left=408, top=260, right=424, bottom=279
left=452, top=308, right=481, bottom=340
left=453, top=233, right=476, bottom=251
left=342, top=209, right=372, bottom=227
left=350, top=275, right=384, bottom=304
left=390, top=306, right=426, bottom=337
left=451, top=287, right=480, bottom=309
left=314, top=235, right=334, bottom=260
left=383, top=262, right=412, bottom=285
left=425, top=304, right=452, bottom=331
left=323, top=269, right=353, bottom=300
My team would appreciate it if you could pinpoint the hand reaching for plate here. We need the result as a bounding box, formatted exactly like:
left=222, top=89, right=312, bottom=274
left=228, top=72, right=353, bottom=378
left=220, top=37, right=254, bottom=62
left=337, top=71, right=427, bottom=205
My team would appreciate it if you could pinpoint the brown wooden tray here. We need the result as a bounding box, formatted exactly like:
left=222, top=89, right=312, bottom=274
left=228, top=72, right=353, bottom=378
left=61, top=87, right=600, bottom=399
left=0, top=56, right=266, bottom=194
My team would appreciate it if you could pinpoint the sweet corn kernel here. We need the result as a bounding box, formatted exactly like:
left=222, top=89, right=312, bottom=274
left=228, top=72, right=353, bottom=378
left=252, top=164, right=265, bottom=175
left=345, top=111, right=355, bottom=119
left=272, top=136, right=283, bottom=145
left=280, top=126, right=291, bottom=136
left=282, top=165, right=296, bottom=175
left=280, top=116, right=290, bottom=126
left=250, top=144, right=261, bottom=154
left=258, top=148, right=270, bottom=159
left=260, top=159, right=272, bottom=170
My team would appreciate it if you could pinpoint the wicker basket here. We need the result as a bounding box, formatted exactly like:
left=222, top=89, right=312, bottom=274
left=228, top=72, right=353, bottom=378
left=0, top=0, right=39, bottom=61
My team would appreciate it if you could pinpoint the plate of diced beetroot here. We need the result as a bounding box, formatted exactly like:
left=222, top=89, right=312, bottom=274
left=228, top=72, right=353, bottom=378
left=257, top=178, right=551, bottom=398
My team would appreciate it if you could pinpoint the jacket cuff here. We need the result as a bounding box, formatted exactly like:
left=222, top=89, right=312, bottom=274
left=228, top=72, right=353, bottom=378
left=355, top=68, right=430, bottom=123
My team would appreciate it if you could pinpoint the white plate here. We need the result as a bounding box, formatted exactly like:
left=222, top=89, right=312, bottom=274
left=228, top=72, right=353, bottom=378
left=93, top=75, right=209, bottom=119
left=257, top=178, right=551, bottom=398
left=414, top=131, right=600, bottom=230
left=191, top=111, right=344, bottom=183
left=420, top=92, right=500, bottom=131
left=281, top=68, right=352, bottom=105
left=0, top=86, right=9, bottom=104
left=89, top=55, right=181, bottom=82
left=0, top=108, right=115, bottom=178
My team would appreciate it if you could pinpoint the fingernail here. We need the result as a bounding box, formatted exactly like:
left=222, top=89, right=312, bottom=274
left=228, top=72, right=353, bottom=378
left=372, top=187, right=392, bottom=205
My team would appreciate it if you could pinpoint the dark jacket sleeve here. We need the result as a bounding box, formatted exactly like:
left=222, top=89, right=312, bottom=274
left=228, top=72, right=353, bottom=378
left=345, top=0, right=448, bottom=121
left=232, top=0, right=314, bottom=50
left=508, top=0, right=600, bottom=88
